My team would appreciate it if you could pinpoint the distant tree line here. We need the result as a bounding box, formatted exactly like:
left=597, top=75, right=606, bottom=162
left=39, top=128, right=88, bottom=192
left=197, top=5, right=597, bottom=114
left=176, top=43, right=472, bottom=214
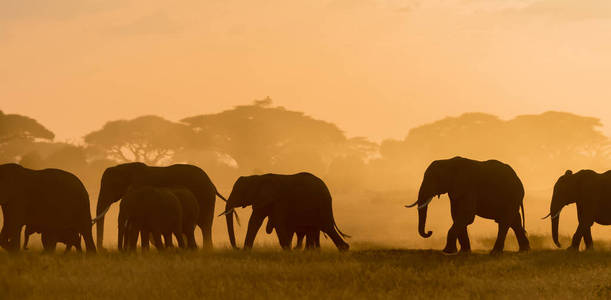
left=2, top=99, right=610, bottom=196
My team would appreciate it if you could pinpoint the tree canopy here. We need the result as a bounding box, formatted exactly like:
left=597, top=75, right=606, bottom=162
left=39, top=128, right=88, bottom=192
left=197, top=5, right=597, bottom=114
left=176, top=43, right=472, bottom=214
left=84, top=115, right=194, bottom=165
left=0, top=110, right=54, bottom=162
left=181, top=98, right=358, bottom=174
left=375, top=111, right=611, bottom=189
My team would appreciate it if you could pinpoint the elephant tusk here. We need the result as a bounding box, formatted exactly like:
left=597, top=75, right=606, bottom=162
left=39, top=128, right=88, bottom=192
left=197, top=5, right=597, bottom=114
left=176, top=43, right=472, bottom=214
left=406, top=196, right=438, bottom=209
left=91, top=206, right=111, bottom=225
left=405, top=200, right=418, bottom=208
left=234, top=210, right=241, bottom=227
left=542, top=210, right=561, bottom=220
left=418, top=197, right=433, bottom=210
left=218, top=208, right=235, bottom=217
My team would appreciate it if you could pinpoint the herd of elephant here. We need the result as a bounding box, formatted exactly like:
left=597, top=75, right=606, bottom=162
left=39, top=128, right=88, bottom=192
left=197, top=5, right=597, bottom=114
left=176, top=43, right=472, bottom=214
left=0, top=156, right=609, bottom=255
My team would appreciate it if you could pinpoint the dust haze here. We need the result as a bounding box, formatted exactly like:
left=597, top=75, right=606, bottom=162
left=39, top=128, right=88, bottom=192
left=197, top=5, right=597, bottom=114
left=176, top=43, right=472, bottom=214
left=2, top=0, right=611, bottom=250
left=3, top=101, right=611, bottom=250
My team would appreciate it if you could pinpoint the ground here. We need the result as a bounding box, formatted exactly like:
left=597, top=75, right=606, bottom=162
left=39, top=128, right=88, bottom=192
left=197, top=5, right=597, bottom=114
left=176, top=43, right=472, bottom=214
left=1, top=242, right=610, bottom=300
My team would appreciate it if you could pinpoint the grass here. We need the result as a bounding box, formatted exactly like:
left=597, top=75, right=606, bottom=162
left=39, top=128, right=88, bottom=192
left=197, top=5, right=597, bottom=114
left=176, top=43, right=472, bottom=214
left=1, top=241, right=610, bottom=300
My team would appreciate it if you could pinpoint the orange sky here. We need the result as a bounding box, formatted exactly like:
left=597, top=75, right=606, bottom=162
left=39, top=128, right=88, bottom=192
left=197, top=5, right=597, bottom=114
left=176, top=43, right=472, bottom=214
left=2, top=0, right=611, bottom=142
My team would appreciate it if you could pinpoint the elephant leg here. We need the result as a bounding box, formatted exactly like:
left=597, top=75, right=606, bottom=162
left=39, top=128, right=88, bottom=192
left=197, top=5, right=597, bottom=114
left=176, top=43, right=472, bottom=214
left=186, top=230, right=197, bottom=249
left=244, top=213, right=266, bottom=249
left=303, top=232, right=312, bottom=249
left=510, top=213, right=530, bottom=252
left=295, top=232, right=305, bottom=250
left=81, top=229, right=96, bottom=254
left=152, top=233, right=164, bottom=250
left=568, top=224, right=585, bottom=251
left=23, top=232, right=31, bottom=250
left=490, top=222, right=510, bottom=255
left=199, top=200, right=215, bottom=250
left=127, top=226, right=139, bottom=251
left=449, top=196, right=475, bottom=254
left=141, top=229, right=150, bottom=251
left=305, top=231, right=320, bottom=250
left=314, top=231, right=321, bottom=248
left=41, top=233, right=57, bottom=253
left=163, top=232, right=175, bottom=248
left=583, top=225, right=594, bottom=250
left=456, top=225, right=471, bottom=254
left=275, top=227, right=293, bottom=251
left=174, top=231, right=186, bottom=249
left=4, top=224, right=23, bottom=252
left=75, top=238, right=83, bottom=253
left=442, top=224, right=458, bottom=255
left=117, top=222, right=125, bottom=251
left=41, top=233, right=50, bottom=251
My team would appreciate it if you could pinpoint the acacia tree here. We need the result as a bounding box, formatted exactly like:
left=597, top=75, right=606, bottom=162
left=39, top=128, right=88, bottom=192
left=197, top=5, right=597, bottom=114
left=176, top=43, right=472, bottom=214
left=0, top=110, right=55, bottom=162
left=84, top=115, right=194, bottom=165
left=374, top=111, right=611, bottom=189
left=182, top=98, right=370, bottom=174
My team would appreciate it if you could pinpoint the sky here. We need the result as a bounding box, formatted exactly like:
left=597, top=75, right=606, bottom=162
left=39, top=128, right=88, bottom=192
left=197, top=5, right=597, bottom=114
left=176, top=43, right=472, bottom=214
left=2, top=0, right=611, bottom=142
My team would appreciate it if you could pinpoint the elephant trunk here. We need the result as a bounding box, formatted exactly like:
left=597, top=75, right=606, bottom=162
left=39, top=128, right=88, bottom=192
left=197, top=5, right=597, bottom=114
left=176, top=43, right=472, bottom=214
left=226, top=204, right=238, bottom=249
left=117, top=210, right=125, bottom=251
left=418, top=198, right=433, bottom=238
left=95, top=198, right=112, bottom=249
left=96, top=215, right=105, bottom=249
left=552, top=214, right=561, bottom=248
left=549, top=195, right=564, bottom=248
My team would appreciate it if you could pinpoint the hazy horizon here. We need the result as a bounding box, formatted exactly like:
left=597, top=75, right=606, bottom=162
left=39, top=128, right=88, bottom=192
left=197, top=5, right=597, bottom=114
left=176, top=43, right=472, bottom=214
left=3, top=0, right=611, bottom=141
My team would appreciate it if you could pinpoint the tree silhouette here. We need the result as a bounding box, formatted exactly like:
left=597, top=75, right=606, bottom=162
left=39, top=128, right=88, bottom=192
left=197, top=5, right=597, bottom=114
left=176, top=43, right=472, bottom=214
left=84, top=115, right=194, bottom=165
left=0, top=110, right=54, bottom=163
left=375, top=111, right=611, bottom=190
left=182, top=98, right=352, bottom=174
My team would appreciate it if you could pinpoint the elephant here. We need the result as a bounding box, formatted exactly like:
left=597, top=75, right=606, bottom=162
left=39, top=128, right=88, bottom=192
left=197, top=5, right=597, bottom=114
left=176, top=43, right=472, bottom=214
left=406, top=157, right=530, bottom=255
left=543, top=170, right=611, bottom=251
left=119, top=186, right=185, bottom=251
left=0, top=163, right=96, bottom=253
left=93, top=162, right=227, bottom=250
left=221, top=172, right=349, bottom=251
left=265, top=217, right=320, bottom=250
left=117, top=186, right=199, bottom=250
left=23, top=225, right=82, bottom=253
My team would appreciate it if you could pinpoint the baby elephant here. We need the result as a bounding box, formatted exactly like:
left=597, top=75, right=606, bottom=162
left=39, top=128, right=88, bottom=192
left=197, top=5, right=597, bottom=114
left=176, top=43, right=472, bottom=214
left=265, top=218, right=320, bottom=250
left=119, top=186, right=188, bottom=251
left=23, top=225, right=82, bottom=253
left=170, top=188, right=199, bottom=249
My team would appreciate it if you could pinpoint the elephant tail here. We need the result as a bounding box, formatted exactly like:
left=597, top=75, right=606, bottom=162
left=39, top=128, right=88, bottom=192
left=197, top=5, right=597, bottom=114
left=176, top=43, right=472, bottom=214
left=520, top=201, right=527, bottom=234
left=334, top=222, right=351, bottom=239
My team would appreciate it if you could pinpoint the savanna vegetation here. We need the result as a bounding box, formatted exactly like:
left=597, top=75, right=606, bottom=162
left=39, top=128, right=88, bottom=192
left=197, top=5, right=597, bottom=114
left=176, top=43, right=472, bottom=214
left=1, top=245, right=609, bottom=300
left=2, top=100, right=611, bottom=299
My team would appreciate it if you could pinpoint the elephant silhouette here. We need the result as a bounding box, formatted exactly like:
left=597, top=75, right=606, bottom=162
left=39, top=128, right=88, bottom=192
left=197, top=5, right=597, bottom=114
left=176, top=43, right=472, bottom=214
left=119, top=186, right=186, bottom=251
left=0, top=163, right=96, bottom=253
left=406, top=157, right=530, bottom=255
left=93, top=162, right=226, bottom=250
left=222, top=172, right=349, bottom=251
left=544, top=170, right=611, bottom=251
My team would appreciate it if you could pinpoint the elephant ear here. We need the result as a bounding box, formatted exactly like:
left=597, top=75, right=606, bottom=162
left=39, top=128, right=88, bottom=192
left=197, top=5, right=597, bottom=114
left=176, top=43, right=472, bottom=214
left=252, top=176, right=279, bottom=209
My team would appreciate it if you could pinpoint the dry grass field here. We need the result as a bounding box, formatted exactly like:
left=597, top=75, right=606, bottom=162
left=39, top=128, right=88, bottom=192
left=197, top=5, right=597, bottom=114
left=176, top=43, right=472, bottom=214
left=1, top=237, right=610, bottom=300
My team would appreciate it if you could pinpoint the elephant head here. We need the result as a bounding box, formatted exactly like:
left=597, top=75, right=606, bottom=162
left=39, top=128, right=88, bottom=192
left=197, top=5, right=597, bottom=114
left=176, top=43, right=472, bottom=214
left=406, top=159, right=453, bottom=238
left=94, top=162, right=146, bottom=248
left=0, top=164, right=25, bottom=248
left=544, top=170, right=580, bottom=248
left=222, top=175, right=274, bottom=249
left=0, top=163, right=26, bottom=205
